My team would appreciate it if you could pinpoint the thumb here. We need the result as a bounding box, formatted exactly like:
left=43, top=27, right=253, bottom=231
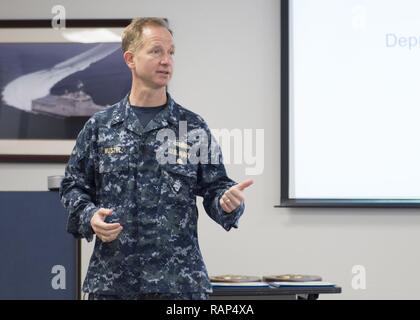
left=236, top=179, right=254, bottom=191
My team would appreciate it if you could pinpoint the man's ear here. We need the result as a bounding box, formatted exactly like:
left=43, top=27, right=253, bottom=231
left=123, top=51, right=135, bottom=69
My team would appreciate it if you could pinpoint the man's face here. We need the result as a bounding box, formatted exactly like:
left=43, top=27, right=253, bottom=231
left=128, top=25, right=174, bottom=90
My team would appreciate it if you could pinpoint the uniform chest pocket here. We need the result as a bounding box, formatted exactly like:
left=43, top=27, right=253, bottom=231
left=98, top=151, right=129, bottom=173
left=162, top=163, right=197, bottom=194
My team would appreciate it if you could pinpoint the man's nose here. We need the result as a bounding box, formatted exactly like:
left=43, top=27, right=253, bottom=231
left=160, top=53, right=172, bottom=65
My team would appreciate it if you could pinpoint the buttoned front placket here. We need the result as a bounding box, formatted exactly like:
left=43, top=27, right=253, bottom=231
left=119, top=95, right=181, bottom=277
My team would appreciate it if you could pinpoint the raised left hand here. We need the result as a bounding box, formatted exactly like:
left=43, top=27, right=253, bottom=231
left=220, top=179, right=254, bottom=213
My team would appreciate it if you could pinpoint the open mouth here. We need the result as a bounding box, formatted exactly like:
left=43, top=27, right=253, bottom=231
left=157, top=70, right=170, bottom=75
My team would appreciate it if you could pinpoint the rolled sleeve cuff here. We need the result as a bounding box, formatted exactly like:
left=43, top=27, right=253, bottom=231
left=67, top=203, right=98, bottom=242
left=82, top=204, right=98, bottom=242
left=215, top=193, right=245, bottom=231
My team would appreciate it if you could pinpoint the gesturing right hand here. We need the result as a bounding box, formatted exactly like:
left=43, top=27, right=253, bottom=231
left=90, top=208, right=123, bottom=242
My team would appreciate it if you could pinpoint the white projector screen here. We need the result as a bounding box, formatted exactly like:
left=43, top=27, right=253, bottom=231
left=282, top=0, right=420, bottom=207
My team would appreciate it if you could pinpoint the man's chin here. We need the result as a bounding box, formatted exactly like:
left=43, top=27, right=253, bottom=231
left=153, top=80, right=170, bottom=89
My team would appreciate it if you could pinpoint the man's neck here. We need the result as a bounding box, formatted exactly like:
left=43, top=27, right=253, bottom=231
left=129, top=86, right=167, bottom=107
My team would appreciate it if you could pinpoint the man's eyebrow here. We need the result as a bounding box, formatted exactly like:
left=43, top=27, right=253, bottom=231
left=149, top=42, right=175, bottom=50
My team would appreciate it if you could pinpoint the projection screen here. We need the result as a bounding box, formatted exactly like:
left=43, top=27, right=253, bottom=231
left=281, top=0, right=420, bottom=207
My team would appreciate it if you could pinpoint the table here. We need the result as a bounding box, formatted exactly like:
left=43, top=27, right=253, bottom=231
left=210, top=285, right=342, bottom=300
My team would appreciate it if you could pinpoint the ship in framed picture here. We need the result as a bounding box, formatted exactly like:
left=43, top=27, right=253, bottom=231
left=0, top=20, right=132, bottom=162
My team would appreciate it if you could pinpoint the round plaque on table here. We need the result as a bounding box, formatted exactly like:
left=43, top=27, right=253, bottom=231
left=262, top=274, right=322, bottom=282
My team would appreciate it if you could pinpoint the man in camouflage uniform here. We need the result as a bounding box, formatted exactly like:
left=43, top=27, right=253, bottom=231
left=60, top=18, right=253, bottom=300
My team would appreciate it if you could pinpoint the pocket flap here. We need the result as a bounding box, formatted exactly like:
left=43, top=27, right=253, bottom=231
left=163, top=163, right=197, bottom=179
left=99, top=152, right=129, bottom=173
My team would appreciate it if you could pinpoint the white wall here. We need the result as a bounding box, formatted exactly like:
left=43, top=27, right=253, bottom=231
left=1, top=0, right=419, bottom=299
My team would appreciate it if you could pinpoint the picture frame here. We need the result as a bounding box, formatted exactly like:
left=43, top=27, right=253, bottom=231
left=0, top=19, right=132, bottom=163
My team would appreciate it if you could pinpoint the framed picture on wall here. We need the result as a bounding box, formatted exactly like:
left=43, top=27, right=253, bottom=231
left=0, top=19, right=132, bottom=162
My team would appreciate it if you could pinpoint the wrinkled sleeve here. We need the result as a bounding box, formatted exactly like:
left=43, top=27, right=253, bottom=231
left=195, top=124, right=245, bottom=231
left=59, top=118, right=99, bottom=242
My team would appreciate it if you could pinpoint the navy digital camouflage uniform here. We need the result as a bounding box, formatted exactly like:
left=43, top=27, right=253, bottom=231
left=59, top=93, right=244, bottom=298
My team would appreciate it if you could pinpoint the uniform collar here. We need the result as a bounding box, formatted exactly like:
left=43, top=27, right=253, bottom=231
left=110, top=92, right=179, bottom=136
